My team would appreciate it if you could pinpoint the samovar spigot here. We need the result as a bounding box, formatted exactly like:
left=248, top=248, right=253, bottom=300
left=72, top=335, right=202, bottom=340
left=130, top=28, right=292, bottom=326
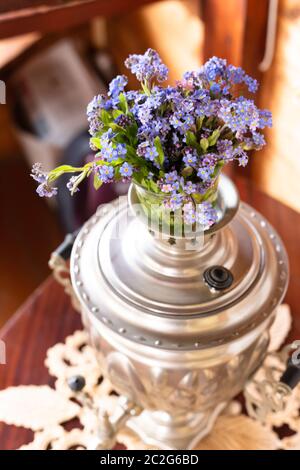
left=67, top=375, right=142, bottom=450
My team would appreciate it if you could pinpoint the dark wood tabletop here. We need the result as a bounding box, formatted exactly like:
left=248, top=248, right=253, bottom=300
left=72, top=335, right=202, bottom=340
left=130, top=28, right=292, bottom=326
left=0, top=176, right=300, bottom=450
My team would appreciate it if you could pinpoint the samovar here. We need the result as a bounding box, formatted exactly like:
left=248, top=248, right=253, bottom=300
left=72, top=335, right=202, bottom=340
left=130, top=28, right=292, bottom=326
left=55, top=175, right=291, bottom=449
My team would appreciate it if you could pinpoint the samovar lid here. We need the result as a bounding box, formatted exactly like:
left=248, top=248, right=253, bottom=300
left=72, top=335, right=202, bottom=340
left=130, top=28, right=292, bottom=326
left=71, top=176, right=289, bottom=350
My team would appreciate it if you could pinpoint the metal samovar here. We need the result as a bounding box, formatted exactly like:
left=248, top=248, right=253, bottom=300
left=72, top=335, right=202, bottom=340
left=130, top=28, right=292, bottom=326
left=62, top=176, right=290, bottom=449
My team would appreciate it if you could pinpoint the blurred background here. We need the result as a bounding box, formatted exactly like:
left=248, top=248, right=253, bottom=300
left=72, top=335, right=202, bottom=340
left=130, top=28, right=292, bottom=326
left=0, top=0, right=298, bottom=326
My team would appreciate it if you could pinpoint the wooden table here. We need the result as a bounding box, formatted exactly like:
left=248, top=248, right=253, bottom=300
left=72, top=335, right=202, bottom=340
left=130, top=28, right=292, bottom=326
left=0, top=177, right=300, bottom=450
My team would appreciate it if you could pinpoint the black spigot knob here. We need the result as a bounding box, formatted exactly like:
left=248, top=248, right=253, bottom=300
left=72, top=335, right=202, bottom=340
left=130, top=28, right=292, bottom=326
left=68, top=375, right=86, bottom=392
left=203, top=265, right=233, bottom=290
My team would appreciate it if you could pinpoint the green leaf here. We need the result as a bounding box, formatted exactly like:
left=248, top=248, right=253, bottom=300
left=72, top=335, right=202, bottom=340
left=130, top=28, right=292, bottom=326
left=128, top=122, right=138, bottom=142
left=94, top=157, right=124, bottom=168
left=90, top=137, right=101, bottom=149
left=196, top=116, right=204, bottom=130
left=50, top=164, right=84, bottom=173
left=200, top=137, right=209, bottom=152
left=192, top=192, right=203, bottom=203
left=208, top=129, right=221, bottom=146
left=185, top=131, right=197, bottom=147
left=47, top=164, right=85, bottom=183
left=181, top=166, right=193, bottom=177
left=154, top=136, right=164, bottom=167
left=132, top=172, right=143, bottom=185
left=126, top=146, right=141, bottom=163
left=112, top=158, right=125, bottom=166
left=93, top=172, right=103, bottom=190
left=100, top=109, right=112, bottom=125
left=118, top=93, right=129, bottom=114
left=149, top=179, right=160, bottom=193
left=112, top=109, right=124, bottom=119
left=116, top=134, right=130, bottom=145
left=109, top=123, right=126, bottom=133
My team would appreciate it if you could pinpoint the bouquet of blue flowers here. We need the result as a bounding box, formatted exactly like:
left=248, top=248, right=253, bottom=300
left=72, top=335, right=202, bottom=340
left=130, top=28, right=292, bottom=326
left=31, top=49, right=271, bottom=228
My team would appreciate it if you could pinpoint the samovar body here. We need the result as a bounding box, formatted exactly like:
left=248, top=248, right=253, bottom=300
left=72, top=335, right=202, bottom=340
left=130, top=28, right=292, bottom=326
left=70, top=177, right=289, bottom=449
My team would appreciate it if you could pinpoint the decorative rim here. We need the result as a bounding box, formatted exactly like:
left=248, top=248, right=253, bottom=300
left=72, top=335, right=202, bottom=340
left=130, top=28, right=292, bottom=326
left=70, top=198, right=289, bottom=351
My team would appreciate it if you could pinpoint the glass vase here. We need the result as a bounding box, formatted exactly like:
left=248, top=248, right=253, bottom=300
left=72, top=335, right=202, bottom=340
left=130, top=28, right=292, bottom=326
left=132, top=177, right=220, bottom=239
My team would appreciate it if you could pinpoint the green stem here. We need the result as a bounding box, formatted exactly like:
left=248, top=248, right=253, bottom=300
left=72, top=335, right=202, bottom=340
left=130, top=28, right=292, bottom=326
left=141, top=80, right=151, bottom=96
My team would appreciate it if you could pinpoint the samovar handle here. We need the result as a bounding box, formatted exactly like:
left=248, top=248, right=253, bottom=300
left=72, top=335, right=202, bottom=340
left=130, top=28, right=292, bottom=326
left=280, top=357, right=300, bottom=390
left=48, top=230, right=80, bottom=311
left=245, top=341, right=300, bottom=423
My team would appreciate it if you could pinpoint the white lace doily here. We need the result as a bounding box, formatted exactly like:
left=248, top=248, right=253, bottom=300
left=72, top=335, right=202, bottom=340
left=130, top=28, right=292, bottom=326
left=0, top=304, right=299, bottom=450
